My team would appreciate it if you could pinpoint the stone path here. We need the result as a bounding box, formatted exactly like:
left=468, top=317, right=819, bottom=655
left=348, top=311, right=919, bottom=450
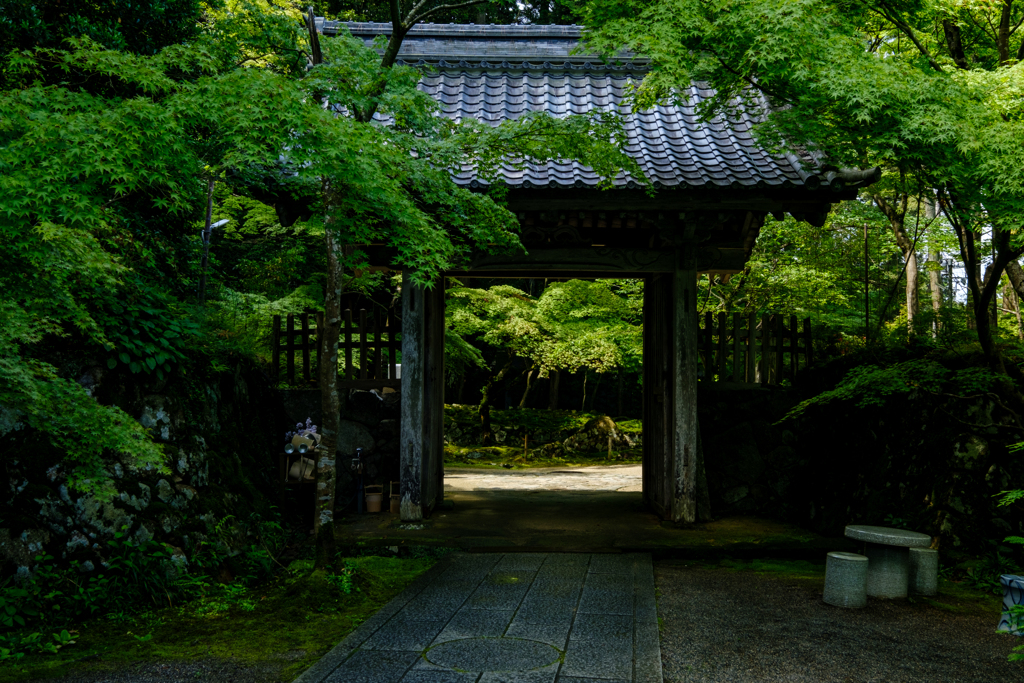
left=294, top=553, right=661, bottom=683
left=444, top=465, right=643, bottom=493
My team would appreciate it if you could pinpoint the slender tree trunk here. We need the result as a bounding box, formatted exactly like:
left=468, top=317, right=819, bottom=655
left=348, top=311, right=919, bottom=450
left=518, top=367, right=536, bottom=408
left=580, top=371, right=588, bottom=412
left=586, top=372, right=603, bottom=412
left=198, top=179, right=215, bottom=306
left=548, top=369, right=560, bottom=410
left=315, top=226, right=342, bottom=569
left=1004, top=280, right=1023, bottom=340
left=927, top=249, right=942, bottom=335
left=1005, top=262, right=1024, bottom=340
left=872, top=192, right=919, bottom=333
left=616, top=367, right=625, bottom=416
left=946, top=193, right=1023, bottom=373
left=924, top=198, right=943, bottom=336
left=479, top=358, right=513, bottom=445
left=905, top=249, right=920, bottom=332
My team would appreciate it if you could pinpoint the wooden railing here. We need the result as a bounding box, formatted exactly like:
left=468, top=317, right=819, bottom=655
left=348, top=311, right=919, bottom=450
left=698, top=313, right=813, bottom=386
left=271, top=309, right=808, bottom=388
left=271, top=308, right=401, bottom=388
left=271, top=313, right=320, bottom=386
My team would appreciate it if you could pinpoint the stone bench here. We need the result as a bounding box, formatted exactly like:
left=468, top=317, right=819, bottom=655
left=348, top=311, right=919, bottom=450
left=909, top=547, right=938, bottom=596
left=824, top=552, right=868, bottom=608
left=845, top=525, right=931, bottom=599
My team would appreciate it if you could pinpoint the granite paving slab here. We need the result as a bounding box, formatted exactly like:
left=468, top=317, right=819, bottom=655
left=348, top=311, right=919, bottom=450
left=293, top=553, right=661, bottom=683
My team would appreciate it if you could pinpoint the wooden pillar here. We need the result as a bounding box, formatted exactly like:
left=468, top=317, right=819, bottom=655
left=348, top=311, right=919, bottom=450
left=643, top=245, right=705, bottom=524
left=642, top=275, right=672, bottom=516
left=399, top=273, right=445, bottom=522
left=671, top=258, right=699, bottom=523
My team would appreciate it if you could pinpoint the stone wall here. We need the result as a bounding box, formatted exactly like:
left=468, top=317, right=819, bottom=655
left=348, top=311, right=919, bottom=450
left=0, top=359, right=283, bottom=576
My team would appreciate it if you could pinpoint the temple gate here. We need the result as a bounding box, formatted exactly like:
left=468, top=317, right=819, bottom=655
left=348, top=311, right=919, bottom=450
left=318, top=20, right=879, bottom=524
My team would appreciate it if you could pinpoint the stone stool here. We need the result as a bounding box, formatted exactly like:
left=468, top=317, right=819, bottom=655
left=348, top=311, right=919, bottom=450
left=845, top=525, right=931, bottom=599
left=908, top=547, right=938, bottom=596
left=824, top=552, right=869, bottom=608
left=998, top=574, right=1024, bottom=635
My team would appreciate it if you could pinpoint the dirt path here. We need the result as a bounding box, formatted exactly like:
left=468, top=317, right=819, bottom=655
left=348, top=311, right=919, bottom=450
left=655, top=560, right=1018, bottom=682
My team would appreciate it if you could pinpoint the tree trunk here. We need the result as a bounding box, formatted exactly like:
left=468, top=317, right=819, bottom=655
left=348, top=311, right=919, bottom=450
left=1004, top=261, right=1024, bottom=340
left=548, top=369, right=560, bottom=410
left=946, top=194, right=1022, bottom=373
left=479, top=358, right=513, bottom=445
left=905, top=249, right=919, bottom=332
left=872, top=192, right=919, bottom=333
left=616, top=367, right=625, bottom=416
left=927, top=249, right=942, bottom=335
left=315, top=227, right=342, bottom=569
left=586, top=372, right=603, bottom=412
left=1005, top=280, right=1023, bottom=340
left=518, top=367, right=536, bottom=408
left=924, top=199, right=943, bottom=334
left=580, top=371, right=588, bottom=412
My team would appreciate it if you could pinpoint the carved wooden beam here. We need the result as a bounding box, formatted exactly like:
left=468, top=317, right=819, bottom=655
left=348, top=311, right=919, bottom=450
left=362, top=245, right=750, bottom=275
left=463, top=247, right=673, bottom=272
left=503, top=188, right=856, bottom=213
left=454, top=246, right=748, bottom=274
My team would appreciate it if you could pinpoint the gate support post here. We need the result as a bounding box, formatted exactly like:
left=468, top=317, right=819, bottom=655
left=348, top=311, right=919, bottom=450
left=400, top=274, right=445, bottom=522
left=641, top=237, right=706, bottom=523
left=672, top=256, right=699, bottom=523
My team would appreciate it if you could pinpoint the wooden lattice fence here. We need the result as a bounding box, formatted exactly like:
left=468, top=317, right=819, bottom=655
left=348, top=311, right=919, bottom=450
left=698, top=313, right=813, bottom=386
left=272, top=309, right=810, bottom=388
left=271, top=308, right=401, bottom=388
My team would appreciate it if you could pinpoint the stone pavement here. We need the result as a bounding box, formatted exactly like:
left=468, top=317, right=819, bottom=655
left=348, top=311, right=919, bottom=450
left=294, top=553, right=661, bottom=683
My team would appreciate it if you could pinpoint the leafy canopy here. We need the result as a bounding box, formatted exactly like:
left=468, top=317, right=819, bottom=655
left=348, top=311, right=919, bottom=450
left=1, top=2, right=645, bottom=495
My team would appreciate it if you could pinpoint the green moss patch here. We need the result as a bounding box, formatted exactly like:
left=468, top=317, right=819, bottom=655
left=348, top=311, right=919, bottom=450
left=0, top=555, right=435, bottom=683
left=445, top=405, right=637, bottom=434
left=444, top=443, right=641, bottom=468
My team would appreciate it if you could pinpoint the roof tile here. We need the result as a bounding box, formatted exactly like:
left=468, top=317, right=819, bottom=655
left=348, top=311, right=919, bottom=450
left=339, top=22, right=837, bottom=189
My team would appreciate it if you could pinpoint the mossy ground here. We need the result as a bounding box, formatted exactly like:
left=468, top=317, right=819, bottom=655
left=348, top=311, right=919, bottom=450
left=444, top=405, right=642, bottom=434
left=0, top=554, right=438, bottom=683
left=443, top=405, right=643, bottom=468
left=443, top=444, right=642, bottom=468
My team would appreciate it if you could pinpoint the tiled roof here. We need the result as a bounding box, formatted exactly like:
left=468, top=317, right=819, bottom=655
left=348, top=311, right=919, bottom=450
left=320, top=21, right=866, bottom=191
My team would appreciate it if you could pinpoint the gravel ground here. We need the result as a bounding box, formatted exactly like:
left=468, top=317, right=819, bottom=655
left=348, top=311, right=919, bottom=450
left=656, top=561, right=1021, bottom=682
left=444, top=464, right=642, bottom=492
left=25, top=658, right=287, bottom=683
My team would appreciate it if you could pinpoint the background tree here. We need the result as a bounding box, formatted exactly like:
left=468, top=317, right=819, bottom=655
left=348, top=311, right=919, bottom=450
left=583, top=0, right=1024, bottom=371
left=446, top=279, right=641, bottom=439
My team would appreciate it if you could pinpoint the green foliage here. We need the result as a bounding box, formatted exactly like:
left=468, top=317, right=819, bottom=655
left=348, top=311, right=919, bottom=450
left=782, top=357, right=1005, bottom=421
left=446, top=279, right=642, bottom=380
left=325, top=564, right=357, bottom=595
left=583, top=0, right=1024, bottom=362
left=99, top=286, right=199, bottom=380
left=316, top=0, right=582, bottom=25
left=0, top=0, right=208, bottom=88
left=0, top=513, right=290, bottom=661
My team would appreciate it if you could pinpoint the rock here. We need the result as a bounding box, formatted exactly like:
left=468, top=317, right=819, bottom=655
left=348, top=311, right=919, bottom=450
left=583, top=416, right=617, bottom=435
left=722, top=486, right=749, bottom=505
left=563, top=416, right=631, bottom=453
left=337, top=419, right=376, bottom=455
